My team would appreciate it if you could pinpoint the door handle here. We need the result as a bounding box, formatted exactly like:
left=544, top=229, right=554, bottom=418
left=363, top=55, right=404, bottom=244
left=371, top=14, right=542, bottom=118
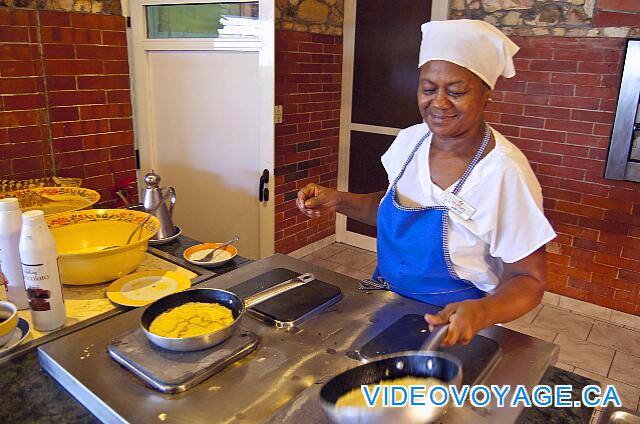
left=259, top=169, right=269, bottom=202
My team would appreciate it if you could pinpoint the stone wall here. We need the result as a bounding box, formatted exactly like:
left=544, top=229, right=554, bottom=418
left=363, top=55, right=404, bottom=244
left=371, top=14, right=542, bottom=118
left=276, top=0, right=343, bottom=35
left=450, top=0, right=640, bottom=37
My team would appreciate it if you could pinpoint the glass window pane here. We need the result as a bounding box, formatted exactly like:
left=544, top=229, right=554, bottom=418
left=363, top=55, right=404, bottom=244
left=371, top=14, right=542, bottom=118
left=146, top=2, right=259, bottom=39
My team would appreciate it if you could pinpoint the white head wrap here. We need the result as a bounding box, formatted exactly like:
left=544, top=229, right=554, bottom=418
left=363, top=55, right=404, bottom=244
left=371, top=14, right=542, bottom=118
left=418, top=19, right=520, bottom=89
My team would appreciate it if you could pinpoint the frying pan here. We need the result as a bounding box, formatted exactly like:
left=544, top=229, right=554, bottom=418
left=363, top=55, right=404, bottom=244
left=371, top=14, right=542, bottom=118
left=141, top=273, right=315, bottom=352
left=319, top=325, right=462, bottom=424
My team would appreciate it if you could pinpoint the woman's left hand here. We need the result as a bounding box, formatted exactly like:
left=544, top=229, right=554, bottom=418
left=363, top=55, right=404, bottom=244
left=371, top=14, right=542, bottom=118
left=424, top=300, right=487, bottom=346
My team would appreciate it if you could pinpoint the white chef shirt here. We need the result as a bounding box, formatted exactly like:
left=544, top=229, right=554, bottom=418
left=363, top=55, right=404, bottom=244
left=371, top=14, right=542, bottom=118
left=381, top=122, right=557, bottom=293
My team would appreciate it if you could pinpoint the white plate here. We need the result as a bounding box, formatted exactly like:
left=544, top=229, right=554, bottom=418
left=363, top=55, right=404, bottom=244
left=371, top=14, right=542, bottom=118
left=0, top=318, right=31, bottom=356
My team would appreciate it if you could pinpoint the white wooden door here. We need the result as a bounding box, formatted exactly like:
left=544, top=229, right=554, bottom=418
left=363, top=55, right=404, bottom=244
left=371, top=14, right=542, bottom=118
left=129, top=0, right=274, bottom=259
left=336, top=0, right=449, bottom=252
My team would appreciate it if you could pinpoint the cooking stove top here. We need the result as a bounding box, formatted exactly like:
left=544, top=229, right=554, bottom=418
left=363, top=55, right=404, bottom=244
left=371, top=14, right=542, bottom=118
left=358, top=314, right=501, bottom=386
left=37, top=254, right=557, bottom=424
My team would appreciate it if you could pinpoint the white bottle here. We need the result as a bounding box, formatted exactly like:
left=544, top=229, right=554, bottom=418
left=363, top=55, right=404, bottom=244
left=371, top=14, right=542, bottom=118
left=0, top=199, right=29, bottom=309
left=19, top=210, right=66, bottom=331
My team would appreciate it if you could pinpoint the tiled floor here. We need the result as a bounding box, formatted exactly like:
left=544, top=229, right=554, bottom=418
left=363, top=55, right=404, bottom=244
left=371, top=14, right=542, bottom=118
left=298, top=242, right=640, bottom=416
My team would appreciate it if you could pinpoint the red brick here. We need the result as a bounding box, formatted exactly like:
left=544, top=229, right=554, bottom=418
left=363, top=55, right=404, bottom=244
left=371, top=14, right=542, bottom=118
left=580, top=216, right=628, bottom=235
left=0, top=43, right=36, bottom=61
left=42, top=43, right=75, bottom=59
left=0, top=77, right=39, bottom=94
left=501, top=92, right=549, bottom=106
left=0, top=26, right=30, bottom=42
left=76, top=45, right=127, bottom=61
left=597, top=0, right=640, bottom=12
left=569, top=257, right=619, bottom=278
left=553, top=49, right=605, bottom=62
left=12, top=156, right=44, bottom=173
left=547, top=210, right=579, bottom=225
left=77, top=75, right=130, bottom=90
left=49, top=106, right=80, bottom=122
left=0, top=110, right=42, bottom=127
left=589, top=148, right=608, bottom=160
left=565, top=133, right=609, bottom=148
left=104, top=60, right=129, bottom=75
left=530, top=38, right=580, bottom=49
left=550, top=73, right=600, bottom=87
left=79, top=104, right=131, bottom=120
left=549, top=96, right=599, bottom=109
left=46, top=76, right=76, bottom=90
left=3, top=94, right=45, bottom=111
left=526, top=82, right=575, bottom=97
left=529, top=59, right=578, bottom=73
left=72, top=28, right=101, bottom=45
left=7, top=125, right=47, bottom=143
left=593, top=9, right=640, bottom=26
left=106, top=89, right=131, bottom=103
left=52, top=137, right=82, bottom=153
left=520, top=127, right=566, bottom=143
left=102, top=31, right=127, bottom=46
left=556, top=200, right=604, bottom=219
left=570, top=109, right=615, bottom=124
left=44, top=59, right=103, bottom=76
left=543, top=142, right=589, bottom=158
left=38, top=11, right=70, bottom=27
left=562, top=156, right=605, bottom=173
left=49, top=90, right=106, bottom=107
left=109, top=118, right=133, bottom=132
left=524, top=105, right=571, bottom=120
left=573, top=238, right=622, bottom=256
left=538, top=164, right=586, bottom=180
left=545, top=119, right=593, bottom=135
left=39, top=26, right=73, bottom=43
left=622, top=246, right=640, bottom=261
left=523, top=150, right=562, bottom=165
left=600, top=74, right=622, bottom=88
left=0, top=60, right=39, bottom=78
left=500, top=114, right=544, bottom=128
left=575, top=85, right=619, bottom=99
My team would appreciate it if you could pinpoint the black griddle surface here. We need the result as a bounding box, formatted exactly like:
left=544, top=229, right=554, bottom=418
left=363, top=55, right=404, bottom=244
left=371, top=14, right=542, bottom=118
left=359, top=314, right=501, bottom=386
left=230, top=268, right=342, bottom=324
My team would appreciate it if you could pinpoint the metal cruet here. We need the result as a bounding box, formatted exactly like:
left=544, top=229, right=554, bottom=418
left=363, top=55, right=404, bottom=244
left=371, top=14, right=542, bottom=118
left=142, top=170, right=176, bottom=240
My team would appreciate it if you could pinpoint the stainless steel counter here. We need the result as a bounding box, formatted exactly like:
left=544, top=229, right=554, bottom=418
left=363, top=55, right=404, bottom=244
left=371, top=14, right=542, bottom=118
left=38, top=254, right=558, bottom=424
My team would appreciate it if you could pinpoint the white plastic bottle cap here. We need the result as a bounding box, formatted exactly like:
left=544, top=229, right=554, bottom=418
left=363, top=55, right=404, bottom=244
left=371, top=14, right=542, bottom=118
left=22, top=209, right=45, bottom=225
left=0, top=198, right=20, bottom=212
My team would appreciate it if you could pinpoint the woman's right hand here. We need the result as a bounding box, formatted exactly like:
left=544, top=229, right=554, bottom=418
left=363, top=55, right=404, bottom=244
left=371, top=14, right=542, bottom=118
left=296, top=184, right=342, bottom=218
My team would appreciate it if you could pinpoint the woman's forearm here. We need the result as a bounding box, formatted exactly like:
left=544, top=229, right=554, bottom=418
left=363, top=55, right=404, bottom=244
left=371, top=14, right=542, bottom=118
left=475, top=275, right=545, bottom=329
left=336, top=191, right=385, bottom=226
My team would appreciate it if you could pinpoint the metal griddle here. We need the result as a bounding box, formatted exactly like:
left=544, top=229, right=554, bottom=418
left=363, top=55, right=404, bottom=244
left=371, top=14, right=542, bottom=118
left=37, top=254, right=558, bottom=424
left=108, top=328, right=258, bottom=394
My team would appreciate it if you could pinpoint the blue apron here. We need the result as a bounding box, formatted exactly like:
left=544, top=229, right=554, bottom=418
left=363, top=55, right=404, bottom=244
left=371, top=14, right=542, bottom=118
left=367, top=126, right=491, bottom=307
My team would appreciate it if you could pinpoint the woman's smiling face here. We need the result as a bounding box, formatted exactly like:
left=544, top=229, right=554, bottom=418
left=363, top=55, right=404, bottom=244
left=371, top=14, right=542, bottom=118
left=418, top=60, right=492, bottom=139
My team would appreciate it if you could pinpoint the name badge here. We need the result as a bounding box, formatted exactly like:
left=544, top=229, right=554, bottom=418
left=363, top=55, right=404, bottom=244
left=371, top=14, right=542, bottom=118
left=441, top=191, right=476, bottom=220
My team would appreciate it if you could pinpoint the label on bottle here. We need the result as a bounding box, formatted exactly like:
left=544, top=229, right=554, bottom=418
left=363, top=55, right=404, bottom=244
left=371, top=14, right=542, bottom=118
left=22, top=263, right=64, bottom=311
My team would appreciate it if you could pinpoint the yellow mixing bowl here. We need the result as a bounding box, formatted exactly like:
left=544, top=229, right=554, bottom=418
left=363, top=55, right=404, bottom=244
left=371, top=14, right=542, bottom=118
left=45, top=209, right=160, bottom=285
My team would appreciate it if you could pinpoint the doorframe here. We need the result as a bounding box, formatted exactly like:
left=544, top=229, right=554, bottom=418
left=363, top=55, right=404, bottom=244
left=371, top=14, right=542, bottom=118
left=336, top=0, right=449, bottom=252
left=128, top=0, right=275, bottom=257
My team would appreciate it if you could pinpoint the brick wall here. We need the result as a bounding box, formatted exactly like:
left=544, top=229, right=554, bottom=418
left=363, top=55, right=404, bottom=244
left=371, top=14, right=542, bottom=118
left=0, top=7, right=135, bottom=206
left=486, top=36, right=640, bottom=314
left=0, top=9, right=49, bottom=180
left=274, top=30, right=342, bottom=254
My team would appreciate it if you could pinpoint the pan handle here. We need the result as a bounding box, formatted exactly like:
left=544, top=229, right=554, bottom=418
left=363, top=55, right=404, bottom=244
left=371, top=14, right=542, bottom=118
left=244, top=273, right=315, bottom=308
left=420, top=324, right=449, bottom=352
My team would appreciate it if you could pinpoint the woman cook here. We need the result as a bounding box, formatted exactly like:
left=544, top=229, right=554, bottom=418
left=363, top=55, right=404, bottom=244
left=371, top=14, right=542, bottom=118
left=296, top=20, right=556, bottom=346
